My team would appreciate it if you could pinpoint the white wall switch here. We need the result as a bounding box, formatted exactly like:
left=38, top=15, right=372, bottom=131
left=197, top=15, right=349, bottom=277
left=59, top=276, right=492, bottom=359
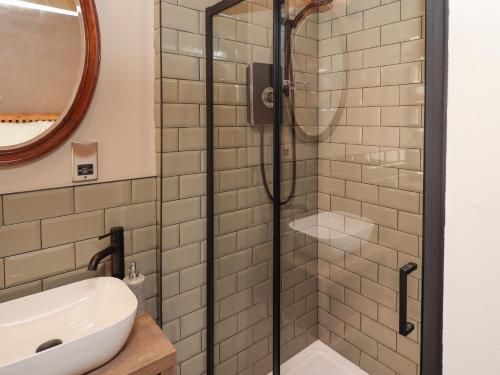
left=72, top=142, right=98, bottom=182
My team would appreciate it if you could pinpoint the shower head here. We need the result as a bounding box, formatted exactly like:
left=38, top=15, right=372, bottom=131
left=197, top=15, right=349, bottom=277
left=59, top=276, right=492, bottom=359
left=284, top=0, right=333, bottom=5
left=308, top=0, right=333, bottom=5
left=289, top=0, right=333, bottom=28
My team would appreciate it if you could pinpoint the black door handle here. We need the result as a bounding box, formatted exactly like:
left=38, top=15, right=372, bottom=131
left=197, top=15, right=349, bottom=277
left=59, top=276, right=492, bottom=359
left=399, top=262, right=418, bottom=336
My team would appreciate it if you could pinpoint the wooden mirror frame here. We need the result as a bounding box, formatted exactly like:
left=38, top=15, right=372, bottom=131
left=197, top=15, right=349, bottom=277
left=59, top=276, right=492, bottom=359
left=0, top=0, right=101, bottom=166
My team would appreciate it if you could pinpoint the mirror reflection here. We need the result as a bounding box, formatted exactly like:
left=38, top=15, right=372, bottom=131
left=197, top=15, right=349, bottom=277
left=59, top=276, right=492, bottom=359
left=0, top=0, right=84, bottom=148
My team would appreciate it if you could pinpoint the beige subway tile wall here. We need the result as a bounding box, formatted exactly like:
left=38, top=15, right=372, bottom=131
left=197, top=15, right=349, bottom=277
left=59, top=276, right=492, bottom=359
left=0, top=178, right=159, bottom=316
left=317, top=0, right=425, bottom=374
left=159, top=1, right=217, bottom=374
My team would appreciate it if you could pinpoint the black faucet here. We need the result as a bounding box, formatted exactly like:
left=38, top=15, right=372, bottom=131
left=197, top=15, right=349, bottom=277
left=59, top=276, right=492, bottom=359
left=88, top=226, right=125, bottom=279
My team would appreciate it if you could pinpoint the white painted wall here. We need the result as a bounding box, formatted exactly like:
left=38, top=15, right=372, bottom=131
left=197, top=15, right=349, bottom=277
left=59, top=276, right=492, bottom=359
left=444, top=0, right=500, bottom=373
left=0, top=0, right=155, bottom=194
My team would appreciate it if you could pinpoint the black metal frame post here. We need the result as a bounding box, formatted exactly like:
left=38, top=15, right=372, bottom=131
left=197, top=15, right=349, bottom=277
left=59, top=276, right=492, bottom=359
left=205, top=7, right=214, bottom=375
left=157, top=0, right=164, bottom=327
left=272, top=0, right=282, bottom=374
left=421, top=0, right=448, bottom=373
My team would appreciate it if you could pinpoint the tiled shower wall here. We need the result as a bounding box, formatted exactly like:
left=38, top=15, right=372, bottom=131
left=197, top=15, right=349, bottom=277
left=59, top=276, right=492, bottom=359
left=0, top=178, right=159, bottom=317
left=316, top=0, right=425, bottom=374
left=158, top=1, right=214, bottom=375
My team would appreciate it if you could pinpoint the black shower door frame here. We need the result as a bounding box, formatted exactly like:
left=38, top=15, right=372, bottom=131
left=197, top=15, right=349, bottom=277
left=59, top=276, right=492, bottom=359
left=205, top=0, right=448, bottom=374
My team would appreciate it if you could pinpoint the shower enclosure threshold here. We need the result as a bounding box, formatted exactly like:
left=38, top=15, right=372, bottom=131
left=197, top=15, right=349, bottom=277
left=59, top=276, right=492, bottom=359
left=273, top=340, right=368, bottom=375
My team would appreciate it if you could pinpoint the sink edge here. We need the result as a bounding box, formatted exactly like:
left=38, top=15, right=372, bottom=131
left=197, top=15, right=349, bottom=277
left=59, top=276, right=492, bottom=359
left=0, top=309, right=136, bottom=375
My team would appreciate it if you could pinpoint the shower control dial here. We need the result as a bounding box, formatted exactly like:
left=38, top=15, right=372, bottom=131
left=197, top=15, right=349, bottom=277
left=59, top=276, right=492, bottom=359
left=261, top=87, right=274, bottom=109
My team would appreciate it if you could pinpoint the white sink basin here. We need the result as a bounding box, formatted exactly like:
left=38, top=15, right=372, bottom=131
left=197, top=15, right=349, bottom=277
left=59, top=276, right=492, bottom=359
left=0, top=277, right=137, bottom=375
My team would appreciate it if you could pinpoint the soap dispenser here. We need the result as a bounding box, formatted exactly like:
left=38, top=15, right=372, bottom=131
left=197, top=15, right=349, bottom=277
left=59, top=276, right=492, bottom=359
left=124, top=262, right=145, bottom=316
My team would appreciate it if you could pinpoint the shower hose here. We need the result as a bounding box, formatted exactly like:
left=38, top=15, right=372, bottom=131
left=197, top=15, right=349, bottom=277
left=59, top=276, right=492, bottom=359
left=259, top=22, right=298, bottom=206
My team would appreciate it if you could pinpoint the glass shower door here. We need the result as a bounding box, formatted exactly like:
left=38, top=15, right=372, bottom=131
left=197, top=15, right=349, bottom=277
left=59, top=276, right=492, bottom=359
left=280, top=1, right=425, bottom=374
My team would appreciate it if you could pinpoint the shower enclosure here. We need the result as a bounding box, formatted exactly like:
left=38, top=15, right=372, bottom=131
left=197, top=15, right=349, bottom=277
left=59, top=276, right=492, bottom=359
left=205, top=0, right=441, bottom=374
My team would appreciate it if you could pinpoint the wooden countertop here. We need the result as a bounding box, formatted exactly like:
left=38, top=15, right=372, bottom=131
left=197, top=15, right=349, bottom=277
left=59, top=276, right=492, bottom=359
left=87, top=314, right=176, bottom=375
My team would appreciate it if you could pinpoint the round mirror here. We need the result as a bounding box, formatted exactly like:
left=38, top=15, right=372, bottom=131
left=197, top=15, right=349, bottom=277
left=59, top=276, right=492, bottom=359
left=0, top=0, right=100, bottom=165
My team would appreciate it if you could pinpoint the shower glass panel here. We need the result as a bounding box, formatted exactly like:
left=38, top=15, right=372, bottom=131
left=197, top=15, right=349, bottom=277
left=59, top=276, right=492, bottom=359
left=208, top=2, right=277, bottom=374
left=280, top=1, right=424, bottom=374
